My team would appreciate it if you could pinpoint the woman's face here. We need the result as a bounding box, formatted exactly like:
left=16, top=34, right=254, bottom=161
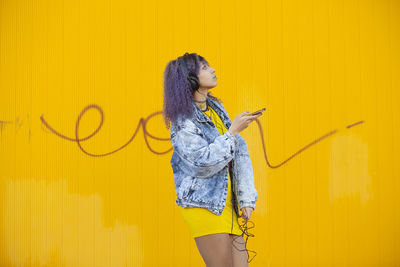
left=197, top=61, right=217, bottom=89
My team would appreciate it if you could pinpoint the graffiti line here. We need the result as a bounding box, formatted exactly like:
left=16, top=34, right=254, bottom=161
left=346, top=120, right=365, bottom=128
left=40, top=104, right=172, bottom=157
left=40, top=104, right=365, bottom=167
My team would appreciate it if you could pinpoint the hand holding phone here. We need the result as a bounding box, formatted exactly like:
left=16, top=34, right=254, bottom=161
left=228, top=107, right=266, bottom=136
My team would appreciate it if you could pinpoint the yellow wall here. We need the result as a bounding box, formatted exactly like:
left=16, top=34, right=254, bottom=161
left=1, top=0, right=399, bottom=266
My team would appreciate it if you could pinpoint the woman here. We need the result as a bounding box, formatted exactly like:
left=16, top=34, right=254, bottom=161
left=163, top=52, right=261, bottom=266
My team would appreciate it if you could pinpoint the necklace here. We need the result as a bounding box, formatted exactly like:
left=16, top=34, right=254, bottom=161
left=194, top=99, right=208, bottom=111
left=193, top=95, right=207, bottom=111
left=198, top=102, right=207, bottom=111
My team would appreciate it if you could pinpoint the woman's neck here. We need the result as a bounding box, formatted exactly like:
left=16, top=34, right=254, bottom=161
left=193, top=89, right=209, bottom=111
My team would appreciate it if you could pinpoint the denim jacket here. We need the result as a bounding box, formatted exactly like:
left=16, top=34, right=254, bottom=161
left=169, top=97, right=258, bottom=216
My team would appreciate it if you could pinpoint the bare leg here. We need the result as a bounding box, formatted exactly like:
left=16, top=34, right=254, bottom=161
left=229, top=234, right=249, bottom=267
left=194, top=233, right=233, bottom=267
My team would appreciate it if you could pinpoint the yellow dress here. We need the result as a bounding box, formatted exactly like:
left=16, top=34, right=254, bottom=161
left=178, top=105, right=243, bottom=238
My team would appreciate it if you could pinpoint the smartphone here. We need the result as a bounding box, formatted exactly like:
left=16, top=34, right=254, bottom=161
left=250, top=108, right=266, bottom=116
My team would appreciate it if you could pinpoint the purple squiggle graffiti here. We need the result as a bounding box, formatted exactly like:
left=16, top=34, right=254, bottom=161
left=39, top=104, right=365, bottom=167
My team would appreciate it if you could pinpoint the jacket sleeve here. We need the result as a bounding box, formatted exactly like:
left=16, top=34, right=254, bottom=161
left=232, top=133, right=258, bottom=211
left=212, top=101, right=258, bottom=210
left=171, top=118, right=237, bottom=178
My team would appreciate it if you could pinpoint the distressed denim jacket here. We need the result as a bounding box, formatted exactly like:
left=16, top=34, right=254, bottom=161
left=170, top=97, right=258, bottom=216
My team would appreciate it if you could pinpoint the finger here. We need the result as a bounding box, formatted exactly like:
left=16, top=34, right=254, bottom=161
left=248, top=115, right=259, bottom=120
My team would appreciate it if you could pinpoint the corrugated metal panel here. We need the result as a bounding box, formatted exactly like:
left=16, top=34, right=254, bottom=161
left=0, top=0, right=399, bottom=266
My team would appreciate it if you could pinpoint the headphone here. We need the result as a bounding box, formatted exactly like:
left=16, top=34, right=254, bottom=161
left=177, top=53, right=200, bottom=92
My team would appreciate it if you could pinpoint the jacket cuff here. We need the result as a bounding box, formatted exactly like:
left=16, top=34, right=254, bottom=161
left=238, top=200, right=256, bottom=211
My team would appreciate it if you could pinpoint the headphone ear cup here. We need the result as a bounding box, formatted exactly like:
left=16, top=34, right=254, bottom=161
left=187, top=74, right=199, bottom=91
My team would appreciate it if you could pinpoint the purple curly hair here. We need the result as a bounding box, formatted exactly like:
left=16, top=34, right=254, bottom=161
left=162, top=52, right=222, bottom=129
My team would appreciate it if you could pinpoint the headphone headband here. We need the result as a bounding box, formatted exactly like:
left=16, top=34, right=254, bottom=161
left=177, top=53, right=200, bottom=92
left=178, top=57, right=189, bottom=76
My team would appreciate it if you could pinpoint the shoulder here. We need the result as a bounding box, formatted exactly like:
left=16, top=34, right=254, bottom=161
left=171, top=116, right=198, bottom=133
left=209, top=97, right=227, bottom=111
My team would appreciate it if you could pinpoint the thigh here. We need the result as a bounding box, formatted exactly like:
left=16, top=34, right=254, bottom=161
left=229, top=234, right=249, bottom=267
left=194, top=233, right=233, bottom=267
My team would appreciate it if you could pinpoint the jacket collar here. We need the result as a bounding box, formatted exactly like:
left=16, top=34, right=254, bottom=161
left=192, top=97, right=232, bottom=129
